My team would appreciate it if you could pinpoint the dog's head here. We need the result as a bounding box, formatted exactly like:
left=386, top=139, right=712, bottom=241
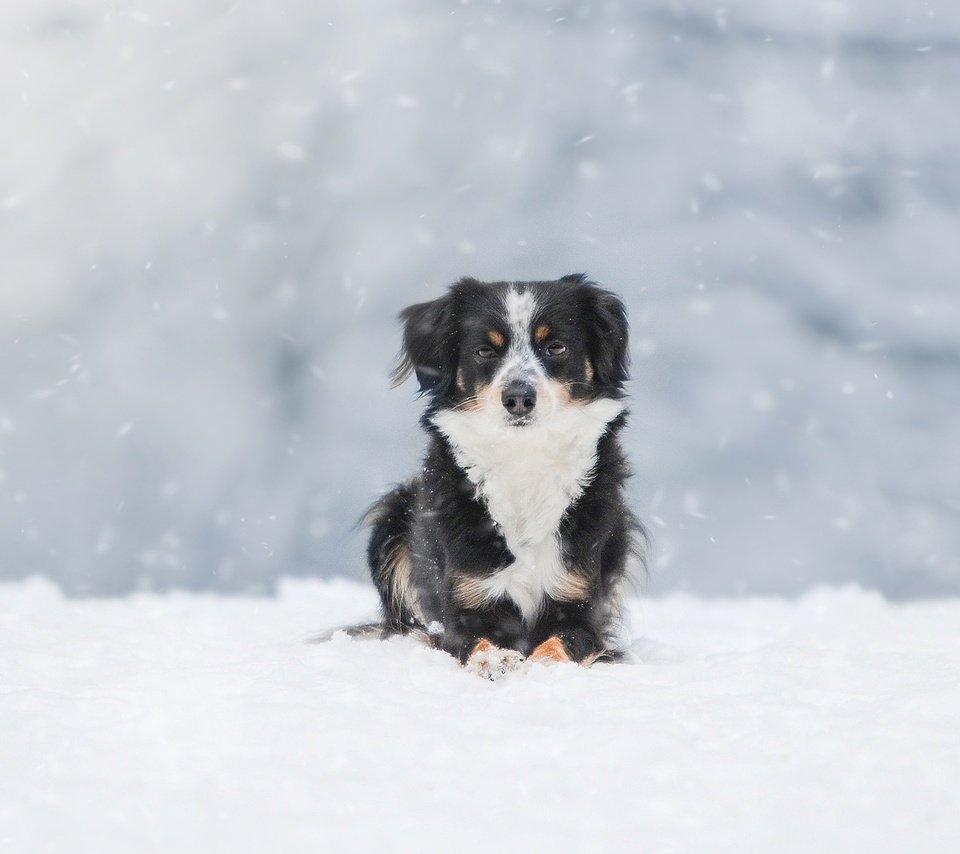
left=392, top=274, right=629, bottom=427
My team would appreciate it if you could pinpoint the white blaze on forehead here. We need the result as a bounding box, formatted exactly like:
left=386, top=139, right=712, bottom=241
left=504, top=287, right=536, bottom=350
left=500, top=286, right=540, bottom=382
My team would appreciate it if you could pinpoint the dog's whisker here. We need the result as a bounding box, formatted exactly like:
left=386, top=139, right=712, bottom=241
left=451, top=395, right=483, bottom=412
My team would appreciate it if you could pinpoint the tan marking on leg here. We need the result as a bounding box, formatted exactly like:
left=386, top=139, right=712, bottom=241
left=554, top=570, right=592, bottom=603
left=534, top=323, right=551, bottom=343
left=385, top=544, right=423, bottom=622
left=470, top=638, right=494, bottom=656
left=530, top=636, right=571, bottom=663
left=488, top=329, right=505, bottom=347
left=452, top=574, right=496, bottom=609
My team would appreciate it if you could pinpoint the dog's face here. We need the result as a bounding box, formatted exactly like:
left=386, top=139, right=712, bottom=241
left=393, top=274, right=629, bottom=427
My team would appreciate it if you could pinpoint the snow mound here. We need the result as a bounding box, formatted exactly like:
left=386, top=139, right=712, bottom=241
left=2, top=580, right=958, bottom=852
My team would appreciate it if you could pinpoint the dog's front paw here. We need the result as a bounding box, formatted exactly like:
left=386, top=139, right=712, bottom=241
left=464, top=638, right=525, bottom=681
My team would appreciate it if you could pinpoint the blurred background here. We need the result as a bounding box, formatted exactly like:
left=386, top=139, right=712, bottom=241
left=1, top=0, right=958, bottom=598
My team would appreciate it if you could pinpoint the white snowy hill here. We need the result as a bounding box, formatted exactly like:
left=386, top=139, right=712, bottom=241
left=3, top=579, right=958, bottom=852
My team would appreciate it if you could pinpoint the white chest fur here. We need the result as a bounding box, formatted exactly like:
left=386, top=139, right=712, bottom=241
left=432, top=398, right=625, bottom=622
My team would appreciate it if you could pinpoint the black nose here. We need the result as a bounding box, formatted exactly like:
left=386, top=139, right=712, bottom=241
left=502, top=382, right=537, bottom=417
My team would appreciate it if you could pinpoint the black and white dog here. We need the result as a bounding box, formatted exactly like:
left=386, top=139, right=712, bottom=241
left=365, top=274, right=642, bottom=678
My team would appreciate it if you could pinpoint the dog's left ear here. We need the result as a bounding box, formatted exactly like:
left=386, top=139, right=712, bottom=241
left=580, top=282, right=629, bottom=390
left=390, top=294, right=455, bottom=394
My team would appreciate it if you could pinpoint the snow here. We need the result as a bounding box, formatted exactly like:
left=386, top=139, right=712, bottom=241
left=3, top=579, right=958, bottom=852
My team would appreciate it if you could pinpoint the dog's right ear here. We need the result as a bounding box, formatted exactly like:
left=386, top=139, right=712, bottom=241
left=390, top=294, right=455, bottom=394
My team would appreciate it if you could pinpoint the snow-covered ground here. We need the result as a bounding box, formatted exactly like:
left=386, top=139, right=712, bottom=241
left=3, top=579, right=958, bottom=852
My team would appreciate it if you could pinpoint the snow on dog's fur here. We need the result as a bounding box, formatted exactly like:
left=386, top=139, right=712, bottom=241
left=365, top=274, right=644, bottom=677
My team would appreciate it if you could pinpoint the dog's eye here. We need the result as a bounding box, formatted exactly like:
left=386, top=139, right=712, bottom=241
left=545, top=341, right=567, bottom=357
left=475, top=345, right=497, bottom=359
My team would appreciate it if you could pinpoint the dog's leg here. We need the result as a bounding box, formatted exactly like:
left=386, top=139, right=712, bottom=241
left=531, top=632, right=604, bottom=666
left=531, top=604, right=607, bottom=665
left=441, top=615, right=525, bottom=679
left=463, top=638, right=525, bottom=681
left=364, top=484, right=420, bottom=632
left=530, top=634, right=604, bottom=665
left=440, top=600, right=527, bottom=679
left=529, top=636, right=572, bottom=663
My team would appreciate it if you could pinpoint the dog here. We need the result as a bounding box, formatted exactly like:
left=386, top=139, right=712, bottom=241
left=364, top=274, right=643, bottom=678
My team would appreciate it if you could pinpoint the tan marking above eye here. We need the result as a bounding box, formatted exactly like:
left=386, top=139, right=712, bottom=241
left=488, top=330, right=505, bottom=347
left=534, top=323, right=551, bottom=343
